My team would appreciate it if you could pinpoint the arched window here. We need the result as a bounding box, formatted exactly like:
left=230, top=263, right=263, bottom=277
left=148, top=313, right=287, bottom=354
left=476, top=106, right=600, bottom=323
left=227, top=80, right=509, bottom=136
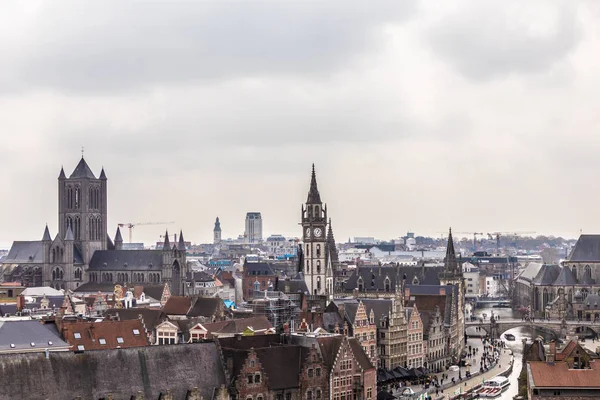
left=358, top=277, right=364, bottom=292
left=568, top=289, right=573, bottom=303
left=51, top=248, right=56, bottom=263
left=306, top=244, right=310, bottom=257
left=316, top=260, right=321, bottom=274
left=306, top=260, right=310, bottom=274
left=74, top=187, right=80, bottom=209
left=317, top=276, right=321, bottom=291
left=384, top=277, right=391, bottom=292
left=52, top=269, right=56, bottom=280
left=316, top=244, right=321, bottom=258
left=254, top=280, right=260, bottom=292
left=543, top=288, right=549, bottom=310
left=585, top=265, right=592, bottom=280
left=573, top=266, right=578, bottom=281
left=582, top=288, right=589, bottom=301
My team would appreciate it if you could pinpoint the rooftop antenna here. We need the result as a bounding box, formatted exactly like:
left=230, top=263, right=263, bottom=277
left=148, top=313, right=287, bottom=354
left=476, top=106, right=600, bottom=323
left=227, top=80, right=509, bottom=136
left=81, top=146, right=84, bottom=159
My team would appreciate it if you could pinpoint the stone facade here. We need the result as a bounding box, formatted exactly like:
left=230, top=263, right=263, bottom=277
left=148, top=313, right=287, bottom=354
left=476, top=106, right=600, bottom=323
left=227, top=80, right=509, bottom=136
left=406, top=305, right=424, bottom=369
left=351, top=301, right=378, bottom=365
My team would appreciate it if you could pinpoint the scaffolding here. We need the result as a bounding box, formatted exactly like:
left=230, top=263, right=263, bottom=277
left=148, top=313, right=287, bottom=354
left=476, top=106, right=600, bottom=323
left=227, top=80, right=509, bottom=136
left=247, top=290, right=301, bottom=329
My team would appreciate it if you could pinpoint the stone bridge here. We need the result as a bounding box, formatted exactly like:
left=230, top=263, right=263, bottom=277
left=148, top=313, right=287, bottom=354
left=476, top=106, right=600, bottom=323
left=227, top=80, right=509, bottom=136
left=465, top=319, right=600, bottom=340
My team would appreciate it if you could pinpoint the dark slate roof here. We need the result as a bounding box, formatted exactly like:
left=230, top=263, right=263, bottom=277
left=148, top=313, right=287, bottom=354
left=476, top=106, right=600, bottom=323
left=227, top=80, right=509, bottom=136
left=186, top=271, right=214, bottom=282
left=553, top=266, right=577, bottom=286
left=139, top=284, right=166, bottom=301
left=405, top=284, right=453, bottom=296
left=42, top=226, right=52, bottom=242
left=88, top=250, right=163, bottom=271
left=4, top=241, right=44, bottom=263
left=584, top=294, right=600, bottom=308
left=344, top=265, right=444, bottom=292
left=244, top=262, right=276, bottom=276
left=277, top=274, right=309, bottom=294
left=74, top=282, right=123, bottom=293
left=358, top=299, right=392, bottom=326
left=568, top=235, right=600, bottom=262
left=69, top=157, right=97, bottom=179
left=188, top=298, right=223, bottom=318
left=0, top=320, right=68, bottom=351
left=323, top=311, right=344, bottom=332
left=104, top=308, right=167, bottom=330
left=581, top=271, right=596, bottom=285
left=533, top=264, right=561, bottom=285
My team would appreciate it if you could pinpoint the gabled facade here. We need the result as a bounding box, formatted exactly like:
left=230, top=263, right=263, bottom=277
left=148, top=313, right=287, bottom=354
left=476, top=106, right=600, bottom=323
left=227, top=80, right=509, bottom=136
left=406, top=305, right=424, bottom=369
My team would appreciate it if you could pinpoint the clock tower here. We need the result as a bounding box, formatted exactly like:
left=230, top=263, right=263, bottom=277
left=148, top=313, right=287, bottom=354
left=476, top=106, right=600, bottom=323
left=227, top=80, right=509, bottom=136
left=301, top=164, right=330, bottom=295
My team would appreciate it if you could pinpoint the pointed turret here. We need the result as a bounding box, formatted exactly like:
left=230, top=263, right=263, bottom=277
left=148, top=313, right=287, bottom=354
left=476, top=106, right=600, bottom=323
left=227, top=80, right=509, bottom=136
left=178, top=230, right=186, bottom=251
left=306, top=164, right=322, bottom=204
left=326, top=218, right=340, bottom=268
left=42, top=225, right=52, bottom=242
left=58, top=167, right=66, bottom=180
left=99, top=167, right=107, bottom=180
left=65, top=225, right=74, bottom=241
left=114, top=227, right=123, bottom=250
left=162, top=230, right=171, bottom=251
left=214, top=217, right=221, bottom=232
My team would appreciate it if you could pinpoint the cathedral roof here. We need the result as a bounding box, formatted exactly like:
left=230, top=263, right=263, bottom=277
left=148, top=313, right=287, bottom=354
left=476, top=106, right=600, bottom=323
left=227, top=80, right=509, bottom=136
left=306, top=164, right=322, bottom=204
left=99, top=167, right=107, bottom=180
left=532, top=264, right=560, bottom=285
left=58, top=167, right=66, bottom=179
left=69, top=157, right=97, bottom=179
left=553, top=266, right=577, bottom=286
left=344, top=265, right=444, bottom=292
left=88, top=250, right=164, bottom=271
left=3, top=241, right=44, bottom=263
left=568, top=234, right=600, bottom=262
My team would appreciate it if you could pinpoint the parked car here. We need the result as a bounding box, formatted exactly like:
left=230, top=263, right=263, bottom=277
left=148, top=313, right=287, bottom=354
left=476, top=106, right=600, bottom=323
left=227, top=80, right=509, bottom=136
left=402, top=388, right=416, bottom=396
left=448, top=365, right=460, bottom=372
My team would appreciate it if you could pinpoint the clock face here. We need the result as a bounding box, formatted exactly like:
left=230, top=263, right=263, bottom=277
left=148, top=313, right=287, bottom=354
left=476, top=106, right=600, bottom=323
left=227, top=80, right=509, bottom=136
left=314, top=228, right=323, bottom=237
left=305, top=228, right=311, bottom=238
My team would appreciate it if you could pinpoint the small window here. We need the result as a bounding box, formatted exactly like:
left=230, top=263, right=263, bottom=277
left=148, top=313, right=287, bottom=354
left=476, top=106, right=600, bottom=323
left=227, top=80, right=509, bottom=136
left=77, top=345, right=85, bottom=351
left=308, top=368, right=313, bottom=378
left=9, top=344, right=15, bottom=348
left=247, top=375, right=253, bottom=384
left=30, top=342, right=35, bottom=347
left=316, top=368, right=321, bottom=377
left=133, top=329, right=140, bottom=335
left=48, top=341, right=53, bottom=346
left=117, top=337, right=124, bottom=344
left=99, top=338, right=106, bottom=345
left=73, top=332, right=81, bottom=339
left=255, top=373, right=261, bottom=383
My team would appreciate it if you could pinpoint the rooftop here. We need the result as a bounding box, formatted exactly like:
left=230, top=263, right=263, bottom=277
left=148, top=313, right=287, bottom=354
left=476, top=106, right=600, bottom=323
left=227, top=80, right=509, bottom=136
left=529, top=360, right=600, bottom=388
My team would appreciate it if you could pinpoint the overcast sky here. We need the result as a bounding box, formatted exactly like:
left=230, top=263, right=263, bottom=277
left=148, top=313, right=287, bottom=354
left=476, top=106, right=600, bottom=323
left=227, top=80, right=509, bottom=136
left=1, top=0, right=598, bottom=248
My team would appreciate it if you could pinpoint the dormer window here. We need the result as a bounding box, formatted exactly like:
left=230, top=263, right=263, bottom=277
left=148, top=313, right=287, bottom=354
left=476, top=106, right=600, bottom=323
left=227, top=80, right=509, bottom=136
left=117, top=337, right=124, bottom=344
left=358, top=277, right=364, bottom=292
left=412, top=276, right=419, bottom=285
left=77, top=345, right=85, bottom=351
left=99, top=338, right=106, bottom=345
left=384, top=277, right=391, bottom=292
left=74, top=332, right=81, bottom=339
left=30, top=342, right=35, bottom=347
left=133, top=329, right=140, bottom=335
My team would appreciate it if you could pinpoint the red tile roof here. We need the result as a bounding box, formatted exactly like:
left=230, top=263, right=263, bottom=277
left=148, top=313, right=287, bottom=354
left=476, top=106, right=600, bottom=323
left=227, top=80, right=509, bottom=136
left=61, top=319, right=149, bottom=351
left=162, top=296, right=192, bottom=315
left=529, top=360, right=600, bottom=388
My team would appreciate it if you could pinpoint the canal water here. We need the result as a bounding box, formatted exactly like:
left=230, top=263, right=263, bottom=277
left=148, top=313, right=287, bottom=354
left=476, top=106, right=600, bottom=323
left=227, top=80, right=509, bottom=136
left=469, top=307, right=557, bottom=400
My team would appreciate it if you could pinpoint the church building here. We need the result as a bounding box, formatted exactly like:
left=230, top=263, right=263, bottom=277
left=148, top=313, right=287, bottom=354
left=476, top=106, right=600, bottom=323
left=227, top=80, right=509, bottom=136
left=1, top=157, right=188, bottom=295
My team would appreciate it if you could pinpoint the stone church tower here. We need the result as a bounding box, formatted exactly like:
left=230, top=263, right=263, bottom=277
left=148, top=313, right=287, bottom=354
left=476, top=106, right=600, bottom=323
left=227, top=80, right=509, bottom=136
left=301, top=165, right=333, bottom=296
left=58, top=157, right=108, bottom=265
left=213, top=217, right=222, bottom=244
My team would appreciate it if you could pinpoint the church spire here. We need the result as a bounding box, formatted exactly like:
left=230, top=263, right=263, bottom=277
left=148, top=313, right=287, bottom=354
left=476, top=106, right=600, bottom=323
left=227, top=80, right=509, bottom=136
left=58, top=167, right=66, bottom=180
left=306, top=164, right=322, bottom=204
left=178, top=230, right=186, bottom=251
left=444, top=227, right=459, bottom=274
left=42, top=225, right=52, bottom=241
left=214, top=217, right=221, bottom=232
left=162, top=230, right=170, bottom=251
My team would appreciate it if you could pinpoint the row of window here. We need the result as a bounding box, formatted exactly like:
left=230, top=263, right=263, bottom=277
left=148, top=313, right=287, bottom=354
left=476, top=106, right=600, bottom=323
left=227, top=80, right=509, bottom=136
left=64, top=185, right=102, bottom=210
left=408, top=344, right=422, bottom=355
left=339, top=359, right=353, bottom=371
left=408, top=333, right=422, bottom=342
left=306, top=389, right=322, bottom=400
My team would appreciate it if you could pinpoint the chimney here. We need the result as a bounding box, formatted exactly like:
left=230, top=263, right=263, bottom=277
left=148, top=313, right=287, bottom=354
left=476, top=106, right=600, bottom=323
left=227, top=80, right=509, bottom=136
left=547, top=341, right=556, bottom=363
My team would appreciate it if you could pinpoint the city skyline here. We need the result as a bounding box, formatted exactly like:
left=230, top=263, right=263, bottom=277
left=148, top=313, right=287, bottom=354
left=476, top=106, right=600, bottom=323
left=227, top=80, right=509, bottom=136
left=1, top=1, right=598, bottom=246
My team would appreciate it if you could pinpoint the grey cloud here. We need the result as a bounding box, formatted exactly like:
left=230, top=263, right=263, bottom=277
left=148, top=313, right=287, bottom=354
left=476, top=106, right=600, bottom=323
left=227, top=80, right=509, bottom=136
left=0, top=1, right=416, bottom=93
left=426, top=1, right=581, bottom=81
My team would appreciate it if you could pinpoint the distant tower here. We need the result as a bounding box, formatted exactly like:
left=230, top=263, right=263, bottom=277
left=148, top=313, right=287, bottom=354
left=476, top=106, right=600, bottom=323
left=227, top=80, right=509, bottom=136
left=301, top=164, right=329, bottom=295
left=114, top=226, right=123, bottom=251
left=213, top=217, right=222, bottom=244
left=244, top=212, right=263, bottom=244
left=58, top=157, right=108, bottom=265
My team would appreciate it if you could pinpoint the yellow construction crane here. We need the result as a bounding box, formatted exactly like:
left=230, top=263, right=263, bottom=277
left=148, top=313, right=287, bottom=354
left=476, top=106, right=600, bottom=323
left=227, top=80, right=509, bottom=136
left=487, top=231, right=536, bottom=254
left=117, top=221, right=175, bottom=243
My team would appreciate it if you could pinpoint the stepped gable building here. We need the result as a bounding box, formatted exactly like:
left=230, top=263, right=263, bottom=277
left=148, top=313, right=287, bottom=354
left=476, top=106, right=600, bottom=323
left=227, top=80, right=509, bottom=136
left=298, top=164, right=339, bottom=296
left=1, top=157, right=188, bottom=295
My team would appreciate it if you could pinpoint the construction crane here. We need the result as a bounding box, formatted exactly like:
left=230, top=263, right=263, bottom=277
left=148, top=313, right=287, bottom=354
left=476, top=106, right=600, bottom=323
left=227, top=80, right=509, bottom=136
left=117, top=221, right=175, bottom=243
left=487, top=231, right=536, bottom=254
left=454, top=232, right=484, bottom=253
